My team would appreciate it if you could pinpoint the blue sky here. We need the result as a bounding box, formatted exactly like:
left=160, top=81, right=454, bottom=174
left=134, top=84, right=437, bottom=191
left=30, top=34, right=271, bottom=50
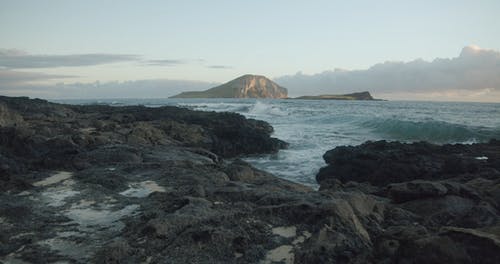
left=1, top=0, right=500, bottom=100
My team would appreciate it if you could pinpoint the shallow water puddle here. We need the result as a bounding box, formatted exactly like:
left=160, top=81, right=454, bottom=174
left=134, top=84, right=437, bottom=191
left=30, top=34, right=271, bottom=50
left=33, top=171, right=73, bottom=187
left=43, top=189, right=80, bottom=207
left=263, top=228, right=312, bottom=263
left=38, top=237, right=91, bottom=261
left=120, top=180, right=166, bottom=198
left=292, top=231, right=312, bottom=245
left=0, top=255, right=32, bottom=264
left=272, top=226, right=297, bottom=238
left=38, top=172, right=80, bottom=207
left=65, top=204, right=139, bottom=231
left=6, top=170, right=145, bottom=262
left=263, top=245, right=294, bottom=264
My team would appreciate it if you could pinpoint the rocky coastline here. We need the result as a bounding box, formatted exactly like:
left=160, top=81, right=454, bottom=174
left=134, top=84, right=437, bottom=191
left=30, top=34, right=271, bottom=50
left=1, top=96, right=499, bottom=263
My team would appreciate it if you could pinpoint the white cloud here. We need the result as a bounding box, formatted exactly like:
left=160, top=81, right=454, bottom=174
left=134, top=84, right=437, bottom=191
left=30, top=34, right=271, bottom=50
left=274, top=46, right=500, bottom=100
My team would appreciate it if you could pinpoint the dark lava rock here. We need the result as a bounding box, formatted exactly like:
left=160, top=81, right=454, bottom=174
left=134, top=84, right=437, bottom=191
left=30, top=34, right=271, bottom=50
left=317, top=140, right=499, bottom=187
left=2, top=96, right=499, bottom=264
left=396, top=226, right=500, bottom=264
left=0, top=96, right=287, bottom=176
left=317, top=140, right=500, bottom=263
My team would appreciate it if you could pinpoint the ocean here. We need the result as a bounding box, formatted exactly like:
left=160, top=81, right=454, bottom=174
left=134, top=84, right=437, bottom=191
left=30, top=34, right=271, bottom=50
left=56, top=98, right=500, bottom=187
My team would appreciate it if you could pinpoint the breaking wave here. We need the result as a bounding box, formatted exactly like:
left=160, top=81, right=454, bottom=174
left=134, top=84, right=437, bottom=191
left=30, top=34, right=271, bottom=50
left=247, top=101, right=288, bottom=116
left=359, top=118, right=500, bottom=143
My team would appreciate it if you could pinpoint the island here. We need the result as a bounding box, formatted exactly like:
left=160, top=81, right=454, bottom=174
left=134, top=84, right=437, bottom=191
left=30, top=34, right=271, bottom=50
left=294, top=91, right=381, bottom=100
left=170, top=74, right=288, bottom=99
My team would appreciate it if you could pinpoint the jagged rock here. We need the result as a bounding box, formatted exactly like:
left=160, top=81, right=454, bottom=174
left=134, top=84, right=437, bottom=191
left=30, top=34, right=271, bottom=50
left=94, top=240, right=138, bottom=264
left=396, top=226, right=500, bottom=264
left=386, top=180, right=448, bottom=203
left=1, top=96, right=499, bottom=264
left=0, top=103, right=24, bottom=127
left=317, top=140, right=498, bottom=188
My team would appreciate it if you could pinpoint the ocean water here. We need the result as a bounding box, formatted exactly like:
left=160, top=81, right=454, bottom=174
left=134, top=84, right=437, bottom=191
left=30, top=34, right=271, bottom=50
left=57, top=98, right=500, bottom=187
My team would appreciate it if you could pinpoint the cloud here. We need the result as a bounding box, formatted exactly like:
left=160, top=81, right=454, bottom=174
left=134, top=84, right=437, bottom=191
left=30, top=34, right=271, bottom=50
left=144, top=59, right=186, bottom=66
left=274, top=46, right=500, bottom=99
left=0, top=49, right=139, bottom=69
left=206, top=65, right=232, bottom=69
left=0, top=69, right=76, bottom=86
left=0, top=79, right=219, bottom=99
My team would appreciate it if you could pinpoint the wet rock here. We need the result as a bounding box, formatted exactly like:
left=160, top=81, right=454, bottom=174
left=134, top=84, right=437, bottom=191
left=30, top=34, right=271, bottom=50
left=0, top=102, right=24, bottom=127
left=317, top=140, right=497, bottom=188
left=77, top=145, right=143, bottom=165
left=126, top=122, right=170, bottom=146
left=315, top=140, right=500, bottom=263
left=385, top=180, right=448, bottom=203
left=1, top=96, right=499, bottom=263
left=396, top=226, right=500, bottom=264
left=94, top=239, right=139, bottom=264
left=295, top=224, right=372, bottom=263
left=224, top=159, right=257, bottom=182
left=466, top=177, right=500, bottom=210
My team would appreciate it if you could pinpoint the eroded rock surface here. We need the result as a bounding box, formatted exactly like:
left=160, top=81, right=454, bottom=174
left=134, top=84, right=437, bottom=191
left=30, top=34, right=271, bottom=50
left=317, top=140, right=500, bottom=263
left=1, top=96, right=499, bottom=263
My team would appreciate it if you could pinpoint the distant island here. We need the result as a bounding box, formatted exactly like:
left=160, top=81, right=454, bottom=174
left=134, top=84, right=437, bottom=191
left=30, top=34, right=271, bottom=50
left=170, top=74, right=288, bottom=99
left=171, top=75, right=382, bottom=101
left=293, top=91, right=381, bottom=100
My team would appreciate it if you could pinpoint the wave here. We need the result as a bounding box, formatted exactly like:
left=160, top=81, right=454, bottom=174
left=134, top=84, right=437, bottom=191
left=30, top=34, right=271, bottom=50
left=248, top=101, right=288, bottom=116
left=176, top=101, right=289, bottom=117
left=177, top=102, right=252, bottom=113
left=359, top=118, right=500, bottom=143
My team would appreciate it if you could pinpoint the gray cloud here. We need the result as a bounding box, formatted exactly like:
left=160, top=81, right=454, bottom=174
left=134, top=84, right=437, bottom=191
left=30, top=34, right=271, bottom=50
left=206, top=65, right=232, bottom=69
left=0, top=69, right=76, bottom=86
left=0, top=79, right=219, bottom=99
left=144, top=59, right=186, bottom=66
left=0, top=49, right=219, bottom=72
left=0, top=49, right=140, bottom=69
left=274, top=46, right=500, bottom=97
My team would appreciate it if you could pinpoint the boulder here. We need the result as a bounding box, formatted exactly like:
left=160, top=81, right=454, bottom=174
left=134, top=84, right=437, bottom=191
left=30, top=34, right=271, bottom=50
left=317, top=140, right=496, bottom=188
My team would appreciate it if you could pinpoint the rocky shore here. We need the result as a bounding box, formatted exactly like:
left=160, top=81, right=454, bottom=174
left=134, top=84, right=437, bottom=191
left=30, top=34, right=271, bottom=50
left=1, top=96, right=499, bottom=263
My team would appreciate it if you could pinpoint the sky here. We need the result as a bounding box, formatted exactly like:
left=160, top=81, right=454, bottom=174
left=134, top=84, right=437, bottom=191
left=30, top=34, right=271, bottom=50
left=1, top=0, right=500, bottom=101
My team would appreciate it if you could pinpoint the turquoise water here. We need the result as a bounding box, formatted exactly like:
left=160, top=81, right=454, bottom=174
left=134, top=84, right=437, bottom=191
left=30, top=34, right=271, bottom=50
left=57, top=98, right=500, bottom=186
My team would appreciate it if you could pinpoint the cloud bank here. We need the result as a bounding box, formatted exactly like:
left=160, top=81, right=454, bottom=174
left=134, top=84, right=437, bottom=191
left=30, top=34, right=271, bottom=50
left=0, top=79, right=218, bottom=99
left=274, top=46, right=500, bottom=101
left=0, top=49, right=139, bottom=69
left=2, top=46, right=500, bottom=101
left=0, top=70, right=76, bottom=86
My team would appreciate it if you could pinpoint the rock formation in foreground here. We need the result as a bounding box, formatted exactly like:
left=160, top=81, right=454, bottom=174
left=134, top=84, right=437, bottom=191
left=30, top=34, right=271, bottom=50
left=316, top=140, right=500, bottom=263
left=170, top=74, right=288, bottom=99
left=295, top=91, right=380, bottom=100
left=1, top=95, right=499, bottom=263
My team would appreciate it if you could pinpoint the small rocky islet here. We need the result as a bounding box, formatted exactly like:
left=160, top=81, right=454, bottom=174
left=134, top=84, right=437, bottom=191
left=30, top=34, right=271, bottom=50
left=1, top=95, right=499, bottom=263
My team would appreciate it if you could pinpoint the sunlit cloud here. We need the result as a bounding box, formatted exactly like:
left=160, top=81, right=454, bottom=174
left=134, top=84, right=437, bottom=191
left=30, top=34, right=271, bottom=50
left=275, top=46, right=500, bottom=99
